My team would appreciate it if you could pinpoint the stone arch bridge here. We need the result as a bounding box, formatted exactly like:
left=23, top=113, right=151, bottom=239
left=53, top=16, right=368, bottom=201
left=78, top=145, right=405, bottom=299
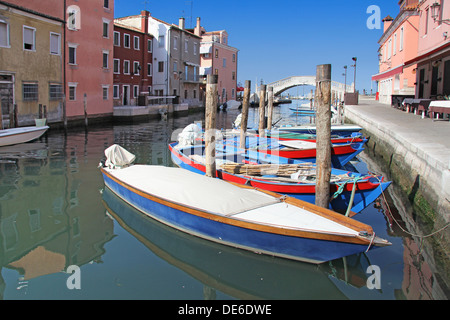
left=257, top=76, right=353, bottom=101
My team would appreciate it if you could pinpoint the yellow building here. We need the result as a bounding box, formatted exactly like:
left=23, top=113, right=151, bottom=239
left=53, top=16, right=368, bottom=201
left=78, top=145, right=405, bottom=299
left=0, top=2, right=63, bottom=127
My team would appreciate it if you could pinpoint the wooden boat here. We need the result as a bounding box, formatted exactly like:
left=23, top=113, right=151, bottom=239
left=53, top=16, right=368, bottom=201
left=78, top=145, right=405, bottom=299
left=217, top=136, right=364, bottom=168
left=276, top=124, right=362, bottom=137
left=0, top=125, right=49, bottom=147
left=262, top=130, right=367, bottom=145
left=100, top=144, right=390, bottom=264
left=169, top=142, right=391, bottom=214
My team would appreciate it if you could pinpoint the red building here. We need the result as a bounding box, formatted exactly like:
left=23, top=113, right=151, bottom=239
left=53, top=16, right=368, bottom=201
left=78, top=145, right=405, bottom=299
left=113, top=11, right=153, bottom=106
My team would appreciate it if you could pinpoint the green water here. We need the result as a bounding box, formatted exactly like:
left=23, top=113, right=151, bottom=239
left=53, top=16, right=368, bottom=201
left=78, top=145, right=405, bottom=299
left=0, top=103, right=447, bottom=300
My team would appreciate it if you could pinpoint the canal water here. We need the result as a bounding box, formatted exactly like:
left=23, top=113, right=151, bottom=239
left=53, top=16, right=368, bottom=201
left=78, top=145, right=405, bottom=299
left=0, top=101, right=448, bottom=300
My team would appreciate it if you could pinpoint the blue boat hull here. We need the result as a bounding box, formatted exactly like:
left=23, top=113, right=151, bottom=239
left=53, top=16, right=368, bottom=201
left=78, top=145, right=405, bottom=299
left=102, top=170, right=379, bottom=264
left=170, top=143, right=390, bottom=214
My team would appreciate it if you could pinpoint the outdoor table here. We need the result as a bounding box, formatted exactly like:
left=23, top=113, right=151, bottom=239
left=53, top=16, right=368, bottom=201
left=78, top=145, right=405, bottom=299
left=429, top=100, right=450, bottom=120
left=417, top=99, right=432, bottom=118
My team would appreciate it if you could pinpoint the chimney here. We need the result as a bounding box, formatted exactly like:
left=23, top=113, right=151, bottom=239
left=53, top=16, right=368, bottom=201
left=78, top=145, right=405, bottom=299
left=382, top=15, right=393, bottom=32
left=194, top=17, right=201, bottom=36
left=141, top=10, right=150, bottom=33
left=179, top=17, right=185, bottom=30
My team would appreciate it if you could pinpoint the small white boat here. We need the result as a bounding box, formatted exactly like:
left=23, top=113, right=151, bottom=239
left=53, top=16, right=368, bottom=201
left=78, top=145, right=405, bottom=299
left=0, top=125, right=49, bottom=147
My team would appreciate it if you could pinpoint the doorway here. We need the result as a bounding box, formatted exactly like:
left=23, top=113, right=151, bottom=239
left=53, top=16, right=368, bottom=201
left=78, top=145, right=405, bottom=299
left=122, top=85, right=130, bottom=105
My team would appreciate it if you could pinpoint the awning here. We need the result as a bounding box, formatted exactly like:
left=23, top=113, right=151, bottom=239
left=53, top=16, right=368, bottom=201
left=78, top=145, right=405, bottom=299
left=199, top=45, right=212, bottom=54
left=404, top=41, right=450, bottom=67
left=371, top=65, right=404, bottom=81
left=185, top=61, right=200, bottom=67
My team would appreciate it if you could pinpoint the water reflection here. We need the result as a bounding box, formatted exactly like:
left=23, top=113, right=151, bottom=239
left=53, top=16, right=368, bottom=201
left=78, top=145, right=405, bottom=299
left=102, top=186, right=370, bottom=300
left=0, top=101, right=447, bottom=299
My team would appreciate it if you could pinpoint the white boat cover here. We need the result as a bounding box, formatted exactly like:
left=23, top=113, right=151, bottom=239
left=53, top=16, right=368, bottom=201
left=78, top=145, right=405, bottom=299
left=177, top=123, right=202, bottom=147
left=277, top=140, right=317, bottom=150
left=104, top=144, right=136, bottom=168
left=105, top=164, right=359, bottom=236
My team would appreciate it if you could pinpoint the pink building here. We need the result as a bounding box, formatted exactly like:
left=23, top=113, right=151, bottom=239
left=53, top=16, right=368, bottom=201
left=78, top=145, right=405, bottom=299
left=404, top=0, right=450, bottom=99
left=193, top=18, right=239, bottom=104
left=372, top=0, right=420, bottom=104
left=3, top=0, right=114, bottom=126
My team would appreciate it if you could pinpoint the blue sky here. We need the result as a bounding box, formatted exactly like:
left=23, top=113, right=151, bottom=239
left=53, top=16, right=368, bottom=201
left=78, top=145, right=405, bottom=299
left=114, top=0, right=401, bottom=94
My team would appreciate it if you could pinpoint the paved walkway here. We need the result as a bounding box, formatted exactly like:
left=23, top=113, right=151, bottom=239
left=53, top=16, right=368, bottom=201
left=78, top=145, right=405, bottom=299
left=345, top=97, right=450, bottom=170
left=344, top=97, right=450, bottom=224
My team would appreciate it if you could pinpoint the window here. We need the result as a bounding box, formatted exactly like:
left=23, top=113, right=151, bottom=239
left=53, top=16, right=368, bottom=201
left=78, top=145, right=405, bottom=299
left=49, top=84, right=63, bottom=100
left=400, top=27, right=404, bottom=51
left=102, top=86, right=109, bottom=100
left=232, top=71, right=235, bottom=80
left=158, top=61, right=164, bottom=72
left=134, top=36, right=139, bottom=50
left=184, top=89, right=188, bottom=99
left=158, top=35, right=164, bottom=48
left=147, top=39, right=152, bottom=52
left=215, top=49, right=218, bottom=58
left=184, top=39, right=188, bottom=52
left=102, top=21, right=109, bottom=38
left=103, top=50, right=109, bottom=69
left=68, top=83, right=77, bottom=100
left=223, top=58, right=226, bottom=68
left=387, top=39, right=392, bottom=59
left=23, top=26, right=36, bottom=51
left=67, top=6, right=80, bottom=30
left=393, top=33, right=397, bottom=55
left=103, top=0, right=109, bottom=9
left=425, top=8, right=429, bottom=35
left=68, top=43, right=77, bottom=64
left=174, top=36, right=178, bottom=50
left=194, top=43, right=198, bottom=55
left=114, top=31, right=120, bottom=46
left=23, top=83, right=38, bottom=101
left=147, top=63, right=152, bottom=76
left=113, top=59, right=120, bottom=73
left=124, top=34, right=130, bottom=48
left=133, top=85, right=139, bottom=98
left=0, top=20, right=10, bottom=47
left=50, top=32, right=60, bottom=55
left=113, top=85, right=119, bottom=99
left=173, top=61, right=178, bottom=73
left=232, top=53, right=236, bottom=62
left=133, top=61, right=140, bottom=75
left=124, top=60, right=130, bottom=74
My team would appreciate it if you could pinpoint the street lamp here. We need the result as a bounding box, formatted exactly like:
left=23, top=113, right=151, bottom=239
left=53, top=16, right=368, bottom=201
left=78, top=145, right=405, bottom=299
left=342, top=65, right=347, bottom=93
left=430, top=2, right=450, bottom=24
left=351, top=57, right=357, bottom=93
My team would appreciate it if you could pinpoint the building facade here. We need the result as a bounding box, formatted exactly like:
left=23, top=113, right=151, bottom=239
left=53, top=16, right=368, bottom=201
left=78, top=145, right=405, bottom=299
left=116, top=11, right=202, bottom=109
left=2, top=0, right=114, bottom=127
left=405, top=0, right=450, bottom=99
left=194, top=18, right=239, bottom=104
left=0, top=1, right=64, bottom=126
left=113, top=12, right=153, bottom=107
left=372, top=0, right=420, bottom=104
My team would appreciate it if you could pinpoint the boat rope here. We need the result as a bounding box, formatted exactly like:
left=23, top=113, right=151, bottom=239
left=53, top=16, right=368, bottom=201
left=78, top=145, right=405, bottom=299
left=365, top=232, right=375, bottom=252
left=370, top=174, right=450, bottom=239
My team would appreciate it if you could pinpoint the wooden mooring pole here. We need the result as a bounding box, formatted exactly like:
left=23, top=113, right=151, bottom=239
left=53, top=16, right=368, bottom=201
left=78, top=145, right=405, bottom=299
left=205, top=74, right=218, bottom=178
left=267, top=86, right=274, bottom=131
left=258, top=84, right=267, bottom=137
left=240, top=80, right=251, bottom=149
left=315, top=64, right=332, bottom=208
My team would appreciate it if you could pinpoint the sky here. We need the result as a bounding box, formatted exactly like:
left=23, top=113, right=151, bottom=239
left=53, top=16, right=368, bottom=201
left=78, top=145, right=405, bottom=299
left=114, top=0, right=401, bottom=95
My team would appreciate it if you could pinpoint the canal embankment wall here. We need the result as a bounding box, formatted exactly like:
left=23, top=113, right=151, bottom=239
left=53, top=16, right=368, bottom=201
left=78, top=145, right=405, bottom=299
left=345, top=97, right=449, bottom=282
